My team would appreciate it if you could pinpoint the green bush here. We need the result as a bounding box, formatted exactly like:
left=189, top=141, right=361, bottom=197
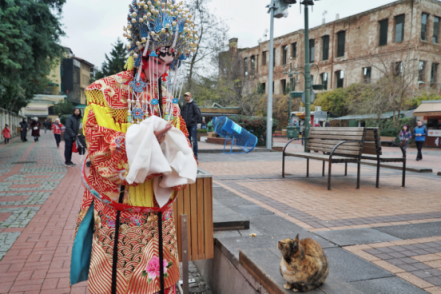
left=229, top=115, right=279, bottom=147
left=380, top=129, right=399, bottom=137
left=197, top=129, right=208, bottom=133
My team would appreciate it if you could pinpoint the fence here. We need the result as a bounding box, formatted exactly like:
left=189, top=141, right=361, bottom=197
left=0, top=108, right=26, bottom=140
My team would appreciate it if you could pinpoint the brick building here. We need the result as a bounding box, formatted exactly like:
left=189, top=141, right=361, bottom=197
left=228, top=0, right=441, bottom=96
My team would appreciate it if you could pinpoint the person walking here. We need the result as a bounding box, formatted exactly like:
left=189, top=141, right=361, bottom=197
left=399, top=124, right=412, bottom=153
left=43, top=119, right=49, bottom=134
left=64, top=108, right=82, bottom=166
left=51, top=118, right=63, bottom=148
left=181, top=92, right=200, bottom=159
left=31, top=117, right=41, bottom=142
left=414, top=120, right=428, bottom=161
left=1, top=124, right=11, bottom=144
left=19, top=118, right=28, bottom=142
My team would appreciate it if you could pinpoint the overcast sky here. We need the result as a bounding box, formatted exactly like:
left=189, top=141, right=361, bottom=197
left=60, top=0, right=398, bottom=69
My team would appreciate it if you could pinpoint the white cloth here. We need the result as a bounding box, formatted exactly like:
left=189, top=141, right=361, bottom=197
left=125, top=116, right=197, bottom=207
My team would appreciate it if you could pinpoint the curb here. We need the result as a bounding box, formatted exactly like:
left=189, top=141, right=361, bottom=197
left=360, top=161, right=433, bottom=173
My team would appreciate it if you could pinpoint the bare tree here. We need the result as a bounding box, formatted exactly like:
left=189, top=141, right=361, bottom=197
left=357, top=48, right=419, bottom=129
left=185, top=0, right=228, bottom=93
left=216, top=48, right=266, bottom=116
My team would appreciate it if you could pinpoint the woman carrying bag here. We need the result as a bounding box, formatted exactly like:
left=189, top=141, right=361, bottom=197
left=399, top=124, right=412, bottom=153
left=31, top=117, right=41, bottom=142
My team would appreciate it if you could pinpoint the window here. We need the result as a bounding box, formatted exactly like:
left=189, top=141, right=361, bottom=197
left=291, top=42, right=297, bottom=58
left=434, top=17, right=440, bottom=43
left=290, top=77, right=295, bottom=91
left=419, top=61, right=426, bottom=83
left=322, top=35, right=329, bottom=60
left=320, top=73, right=328, bottom=90
left=336, top=70, right=344, bottom=88
left=262, top=51, right=267, bottom=65
left=273, top=48, right=276, bottom=67
left=395, top=14, right=405, bottom=42
left=281, top=79, right=287, bottom=95
left=337, top=31, right=346, bottom=57
left=421, top=13, right=428, bottom=41
left=261, top=82, right=266, bottom=93
left=394, top=62, right=403, bottom=76
left=379, top=19, right=389, bottom=46
left=363, top=67, right=372, bottom=83
left=272, top=81, right=274, bottom=93
left=243, top=58, right=248, bottom=76
left=282, top=45, right=288, bottom=65
left=431, top=63, right=438, bottom=86
left=251, top=56, right=256, bottom=75
left=309, top=39, right=315, bottom=63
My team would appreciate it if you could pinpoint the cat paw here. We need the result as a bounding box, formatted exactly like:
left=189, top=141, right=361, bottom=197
left=284, top=283, right=292, bottom=290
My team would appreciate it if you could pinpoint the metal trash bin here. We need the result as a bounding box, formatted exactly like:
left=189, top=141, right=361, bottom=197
left=287, top=126, right=300, bottom=139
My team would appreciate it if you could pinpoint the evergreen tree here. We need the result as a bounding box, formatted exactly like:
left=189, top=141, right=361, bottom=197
left=0, top=0, right=66, bottom=113
left=94, top=38, right=127, bottom=80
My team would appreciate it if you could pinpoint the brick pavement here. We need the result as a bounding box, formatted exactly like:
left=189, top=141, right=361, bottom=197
left=199, top=151, right=441, bottom=292
left=0, top=131, right=88, bottom=293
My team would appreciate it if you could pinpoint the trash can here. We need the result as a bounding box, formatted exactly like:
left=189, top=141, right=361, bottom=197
left=287, top=126, right=300, bottom=139
left=207, top=120, right=214, bottom=132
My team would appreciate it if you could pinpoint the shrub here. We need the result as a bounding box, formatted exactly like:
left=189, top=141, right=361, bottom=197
left=229, top=115, right=279, bottom=147
left=197, top=129, right=208, bottom=133
left=380, top=129, right=399, bottom=137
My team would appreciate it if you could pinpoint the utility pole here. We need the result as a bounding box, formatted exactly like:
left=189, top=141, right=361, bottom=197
left=266, top=0, right=275, bottom=150
left=303, top=3, right=311, bottom=152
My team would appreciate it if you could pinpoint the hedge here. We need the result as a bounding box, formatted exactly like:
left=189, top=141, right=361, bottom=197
left=229, top=115, right=279, bottom=147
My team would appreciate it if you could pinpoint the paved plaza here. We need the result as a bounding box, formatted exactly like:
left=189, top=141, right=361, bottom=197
left=0, top=132, right=441, bottom=293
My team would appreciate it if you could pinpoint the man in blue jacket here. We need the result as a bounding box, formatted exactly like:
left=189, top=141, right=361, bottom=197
left=414, top=120, right=428, bottom=161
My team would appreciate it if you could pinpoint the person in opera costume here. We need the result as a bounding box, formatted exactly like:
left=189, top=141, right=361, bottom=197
left=70, top=1, right=199, bottom=293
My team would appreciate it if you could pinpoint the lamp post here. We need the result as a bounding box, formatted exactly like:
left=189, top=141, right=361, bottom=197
left=265, top=0, right=296, bottom=150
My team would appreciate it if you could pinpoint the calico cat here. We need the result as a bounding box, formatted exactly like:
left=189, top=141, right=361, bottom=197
left=278, top=234, right=329, bottom=292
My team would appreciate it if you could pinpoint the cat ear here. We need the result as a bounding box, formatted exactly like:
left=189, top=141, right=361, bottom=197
left=295, top=234, right=299, bottom=242
left=289, top=239, right=297, bottom=256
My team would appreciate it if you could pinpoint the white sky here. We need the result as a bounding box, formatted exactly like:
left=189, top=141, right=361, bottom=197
left=60, top=0, right=398, bottom=69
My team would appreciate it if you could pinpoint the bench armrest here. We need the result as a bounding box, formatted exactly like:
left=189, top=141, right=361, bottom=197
left=283, top=138, right=304, bottom=154
left=330, top=140, right=363, bottom=159
left=380, top=141, right=405, bottom=158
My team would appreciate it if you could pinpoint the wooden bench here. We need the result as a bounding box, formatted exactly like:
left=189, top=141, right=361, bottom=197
left=360, top=128, right=406, bottom=188
left=282, top=127, right=367, bottom=190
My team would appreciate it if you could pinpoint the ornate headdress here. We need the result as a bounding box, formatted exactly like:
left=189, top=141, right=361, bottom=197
left=122, top=0, right=197, bottom=124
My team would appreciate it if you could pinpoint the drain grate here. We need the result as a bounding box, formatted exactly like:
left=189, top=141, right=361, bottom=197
left=12, top=161, right=37, bottom=164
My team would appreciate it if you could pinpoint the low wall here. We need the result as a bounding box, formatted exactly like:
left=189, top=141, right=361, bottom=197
left=0, top=108, right=26, bottom=139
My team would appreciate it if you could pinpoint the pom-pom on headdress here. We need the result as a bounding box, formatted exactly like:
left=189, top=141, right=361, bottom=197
left=124, top=0, right=197, bottom=71
left=122, top=0, right=197, bottom=126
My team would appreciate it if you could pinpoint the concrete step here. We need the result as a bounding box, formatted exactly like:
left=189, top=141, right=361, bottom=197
left=213, top=199, right=250, bottom=231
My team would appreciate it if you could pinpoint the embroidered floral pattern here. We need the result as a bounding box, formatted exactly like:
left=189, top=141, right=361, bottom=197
left=142, top=256, right=173, bottom=282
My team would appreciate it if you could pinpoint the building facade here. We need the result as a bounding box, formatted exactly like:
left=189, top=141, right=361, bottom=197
left=230, top=0, right=441, bottom=96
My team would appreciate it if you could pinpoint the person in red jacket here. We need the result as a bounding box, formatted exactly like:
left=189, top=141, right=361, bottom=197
left=1, top=124, right=11, bottom=144
left=51, top=118, right=64, bottom=148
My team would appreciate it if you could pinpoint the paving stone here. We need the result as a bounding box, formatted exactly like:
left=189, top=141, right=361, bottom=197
left=375, top=222, right=441, bottom=239
left=0, top=207, right=40, bottom=228
left=315, top=228, right=401, bottom=246
left=349, top=277, right=428, bottom=294
left=228, top=204, right=274, bottom=217
left=0, top=232, right=21, bottom=260
left=324, top=248, right=394, bottom=282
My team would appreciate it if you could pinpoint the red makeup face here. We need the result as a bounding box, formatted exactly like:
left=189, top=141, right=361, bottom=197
left=142, top=55, right=174, bottom=82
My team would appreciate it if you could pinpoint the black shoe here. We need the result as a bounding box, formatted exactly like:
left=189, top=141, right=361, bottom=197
left=65, top=162, right=76, bottom=167
left=86, top=161, right=91, bottom=167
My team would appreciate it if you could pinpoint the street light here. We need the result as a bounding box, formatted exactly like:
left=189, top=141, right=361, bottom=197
left=266, top=0, right=296, bottom=150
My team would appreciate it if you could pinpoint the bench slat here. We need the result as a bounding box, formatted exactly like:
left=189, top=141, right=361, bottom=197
left=285, top=152, right=359, bottom=162
left=309, top=134, right=364, bottom=140
left=305, top=147, right=362, bottom=156
left=309, top=139, right=362, bottom=146
left=309, top=130, right=364, bottom=136
left=313, top=127, right=365, bottom=131
left=308, top=142, right=362, bottom=152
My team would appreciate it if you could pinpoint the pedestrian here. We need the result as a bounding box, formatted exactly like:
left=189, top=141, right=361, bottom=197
left=399, top=124, right=412, bottom=152
left=43, top=119, right=49, bottom=134
left=301, top=122, right=305, bottom=145
left=31, top=117, right=41, bottom=142
left=51, top=118, right=63, bottom=148
left=64, top=108, right=82, bottom=166
left=19, top=118, right=28, bottom=142
left=181, top=92, right=200, bottom=159
left=1, top=124, right=11, bottom=144
left=414, top=120, right=428, bottom=161
left=325, top=121, right=331, bottom=127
